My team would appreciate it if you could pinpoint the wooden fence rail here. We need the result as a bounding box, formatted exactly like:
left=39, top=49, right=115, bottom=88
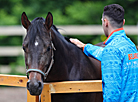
left=0, top=74, right=102, bottom=102
left=0, top=25, right=138, bottom=35
left=0, top=25, right=138, bottom=56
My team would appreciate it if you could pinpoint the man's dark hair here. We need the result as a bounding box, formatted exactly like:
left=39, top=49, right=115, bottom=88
left=103, top=4, right=125, bottom=28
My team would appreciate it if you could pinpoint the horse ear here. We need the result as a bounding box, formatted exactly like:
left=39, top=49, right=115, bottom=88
left=21, top=12, right=31, bottom=29
left=45, top=12, right=53, bottom=30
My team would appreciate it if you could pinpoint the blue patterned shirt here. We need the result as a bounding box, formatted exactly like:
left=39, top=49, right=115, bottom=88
left=83, top=28, right=138, bottom=102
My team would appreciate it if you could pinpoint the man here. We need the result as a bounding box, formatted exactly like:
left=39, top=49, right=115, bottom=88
left=70, top=4, right=138, bottom=101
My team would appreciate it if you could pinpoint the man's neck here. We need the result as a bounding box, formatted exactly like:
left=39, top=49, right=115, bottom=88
left=107, top=27, right=118, bottom=37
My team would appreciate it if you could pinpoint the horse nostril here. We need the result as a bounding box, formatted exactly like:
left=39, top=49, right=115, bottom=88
left=38, top=81, right=42, bottom=88
left=27, top=81, right=30, bottom=89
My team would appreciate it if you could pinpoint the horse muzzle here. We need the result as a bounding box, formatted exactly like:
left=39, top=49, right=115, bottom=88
left=27, top=79, right=43, bottom=95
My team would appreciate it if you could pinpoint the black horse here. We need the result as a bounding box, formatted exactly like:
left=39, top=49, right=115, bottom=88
left=21, top=12, right=103, bottom=102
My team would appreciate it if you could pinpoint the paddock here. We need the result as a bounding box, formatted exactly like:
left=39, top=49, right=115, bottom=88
left=0, top=74, right=102, bottom=102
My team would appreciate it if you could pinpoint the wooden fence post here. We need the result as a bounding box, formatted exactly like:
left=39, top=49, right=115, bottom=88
left=27, top=90, right=39, bottom=102
left=41, top=84, right=51, bottom=102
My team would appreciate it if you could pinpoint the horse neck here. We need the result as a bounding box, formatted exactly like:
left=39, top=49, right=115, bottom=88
left=47, top=27, right=101, bottom=82
left=46, top=27, right=71, bottom=81
left=51, top=27, right=69, bottom=55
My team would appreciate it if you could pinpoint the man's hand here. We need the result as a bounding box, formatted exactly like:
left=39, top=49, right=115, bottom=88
left=70, top=38, right=85, bottom=48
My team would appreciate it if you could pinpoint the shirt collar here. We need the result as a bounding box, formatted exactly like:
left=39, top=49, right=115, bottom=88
left=103, top=28, right=124, bottom=44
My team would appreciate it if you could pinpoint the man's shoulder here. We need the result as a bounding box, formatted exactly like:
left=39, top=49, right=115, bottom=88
left=105, top=36, right=136, bottom=59
left=108, top=35, right=135, bottom=48
left=111, top=35, right=127, bottom=44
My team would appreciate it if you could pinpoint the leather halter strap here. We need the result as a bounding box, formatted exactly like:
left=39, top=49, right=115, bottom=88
left=26, top=55, right=54, bottom=80
left=26, top=31, right=56, bottom=80
left=26, top=69, right=46, bottom=77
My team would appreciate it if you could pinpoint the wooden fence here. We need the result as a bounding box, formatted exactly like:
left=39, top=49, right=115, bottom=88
left=0, top=74, right=102, bottom=102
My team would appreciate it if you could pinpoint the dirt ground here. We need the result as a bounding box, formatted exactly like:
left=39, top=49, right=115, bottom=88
left=0, top=87, right=27, bottom=102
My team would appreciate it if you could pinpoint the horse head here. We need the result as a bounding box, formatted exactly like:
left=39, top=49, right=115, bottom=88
left=21, top=12, right=55, bottom=95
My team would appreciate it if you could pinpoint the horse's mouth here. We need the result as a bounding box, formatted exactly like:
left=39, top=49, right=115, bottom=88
left=27, top=86, right=43, bottom=95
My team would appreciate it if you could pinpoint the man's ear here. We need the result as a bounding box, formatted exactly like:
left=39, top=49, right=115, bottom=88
left=123, top=19, right=125, bottom=25
left=104, top=18, right=109, bottom=27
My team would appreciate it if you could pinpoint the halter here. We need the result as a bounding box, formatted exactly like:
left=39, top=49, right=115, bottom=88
left=26, top=31, right=56, bottom=80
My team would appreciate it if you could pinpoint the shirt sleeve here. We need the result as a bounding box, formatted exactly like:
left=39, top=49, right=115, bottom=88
left=83, top=44, right=104, bottom=61
left=101, top=46, right=122, bottom=102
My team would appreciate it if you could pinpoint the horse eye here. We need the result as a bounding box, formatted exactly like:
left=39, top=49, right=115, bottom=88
left=23, top=46, right=26, bottom=52
left=47, top=46, right=51, bottom=52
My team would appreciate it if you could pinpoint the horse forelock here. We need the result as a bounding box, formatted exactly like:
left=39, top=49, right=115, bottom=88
left=26, top=17, right=49, bottom=47
left=31, top=17, right=45, bottom=23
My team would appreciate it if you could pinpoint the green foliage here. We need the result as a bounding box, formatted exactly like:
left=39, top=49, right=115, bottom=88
left=0, top=0, right=138, bottom=25
left=65, top=1, right=104, bottom=25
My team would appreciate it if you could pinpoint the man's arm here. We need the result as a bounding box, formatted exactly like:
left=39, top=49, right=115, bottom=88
left=70, top=38, right=103, bottom=61
left=83, top=44, right=103, bottom=61
left=102, top=46, right=122, bottom=102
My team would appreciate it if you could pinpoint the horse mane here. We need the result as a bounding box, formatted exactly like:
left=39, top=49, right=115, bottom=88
left=27, top=17, right=48, bottom=46
left=52, top=25, right=73, bottom=44
left=52, top=25, right=59, bottom=32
